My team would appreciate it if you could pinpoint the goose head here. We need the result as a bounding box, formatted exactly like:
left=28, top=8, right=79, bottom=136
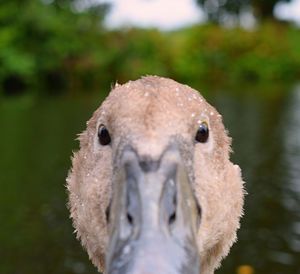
left=67, top=76, right=244, bottom=274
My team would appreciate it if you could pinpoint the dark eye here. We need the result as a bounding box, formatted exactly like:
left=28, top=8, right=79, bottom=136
left=195, top=122, right=209, bottom=143
left=98, top=125, right=111, bottom=145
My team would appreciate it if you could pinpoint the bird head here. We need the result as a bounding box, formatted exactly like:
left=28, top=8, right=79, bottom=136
left=67, top=76, right=244, bottom=274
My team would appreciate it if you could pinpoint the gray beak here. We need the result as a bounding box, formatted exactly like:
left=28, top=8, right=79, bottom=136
left=106, top=145, right=201, bottom=274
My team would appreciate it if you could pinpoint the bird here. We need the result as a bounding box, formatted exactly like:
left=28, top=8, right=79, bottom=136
left=67, top=76, right=244, bottom=274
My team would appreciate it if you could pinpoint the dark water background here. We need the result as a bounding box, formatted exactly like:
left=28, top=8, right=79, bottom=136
left=1, top=84, right=299, bottom=274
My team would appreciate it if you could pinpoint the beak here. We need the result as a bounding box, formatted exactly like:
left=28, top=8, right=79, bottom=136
left=106, top=145, right=201, bottom=274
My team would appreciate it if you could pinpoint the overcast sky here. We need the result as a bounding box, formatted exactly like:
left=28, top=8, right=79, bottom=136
left=104, top=0, right=204, bottom=30
left=77, top=0, right=300, bottom=30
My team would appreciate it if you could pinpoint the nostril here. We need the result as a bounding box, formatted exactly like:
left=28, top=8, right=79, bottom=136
left=106, top=207, right=110, bottom=222
left=169, top=194, right=177, bottom=225
left=127, top=212, right=134, bottom=225
left=196, top=201, right=201, bottom=227
left=161, top=181, right=177, bottom=228
left=105, top=203, right=111, bottom=222
left=168, top=211, right=176, bottom=225
left=196, top=202, right=201, bottom=217
left=126, top=177, right=139, bottom=229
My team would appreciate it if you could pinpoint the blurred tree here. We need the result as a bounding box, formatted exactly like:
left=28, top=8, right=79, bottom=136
left=195, top=0, right=250, bottom=24
left=252, top=0, right=291, bottom=19
left=0, top=0, right=109, bottom=94
left=196, top=0, right=292, bottom=23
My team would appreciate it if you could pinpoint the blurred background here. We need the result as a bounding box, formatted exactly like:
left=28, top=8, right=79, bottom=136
left=0, top=0, right=300, bottom=274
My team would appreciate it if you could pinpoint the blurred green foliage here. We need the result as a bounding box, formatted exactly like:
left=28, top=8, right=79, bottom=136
left=0, top=0, right=109, bottom=94
left=1, top=1, right=300, bottom=95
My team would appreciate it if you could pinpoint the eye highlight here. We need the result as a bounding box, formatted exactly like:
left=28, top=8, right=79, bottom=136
left=98, top=125, right=111, bottom=146
left=195, top=122, right=209, bottom=143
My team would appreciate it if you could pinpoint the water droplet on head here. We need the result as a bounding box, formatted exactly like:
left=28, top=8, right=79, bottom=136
left=144, top=92, right=149, bottom=97
left=191, top=113, right=196, bottom=118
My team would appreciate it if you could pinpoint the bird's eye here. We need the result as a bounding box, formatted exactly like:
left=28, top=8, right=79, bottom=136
left=98, top=125, right=111, bottom=145
left=195, top=122, right=209, bottom=143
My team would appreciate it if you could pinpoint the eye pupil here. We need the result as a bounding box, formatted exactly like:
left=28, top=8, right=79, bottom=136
left=98, top=125, right=111, bottom=145
left=195, top=122, right=209, bottom=143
